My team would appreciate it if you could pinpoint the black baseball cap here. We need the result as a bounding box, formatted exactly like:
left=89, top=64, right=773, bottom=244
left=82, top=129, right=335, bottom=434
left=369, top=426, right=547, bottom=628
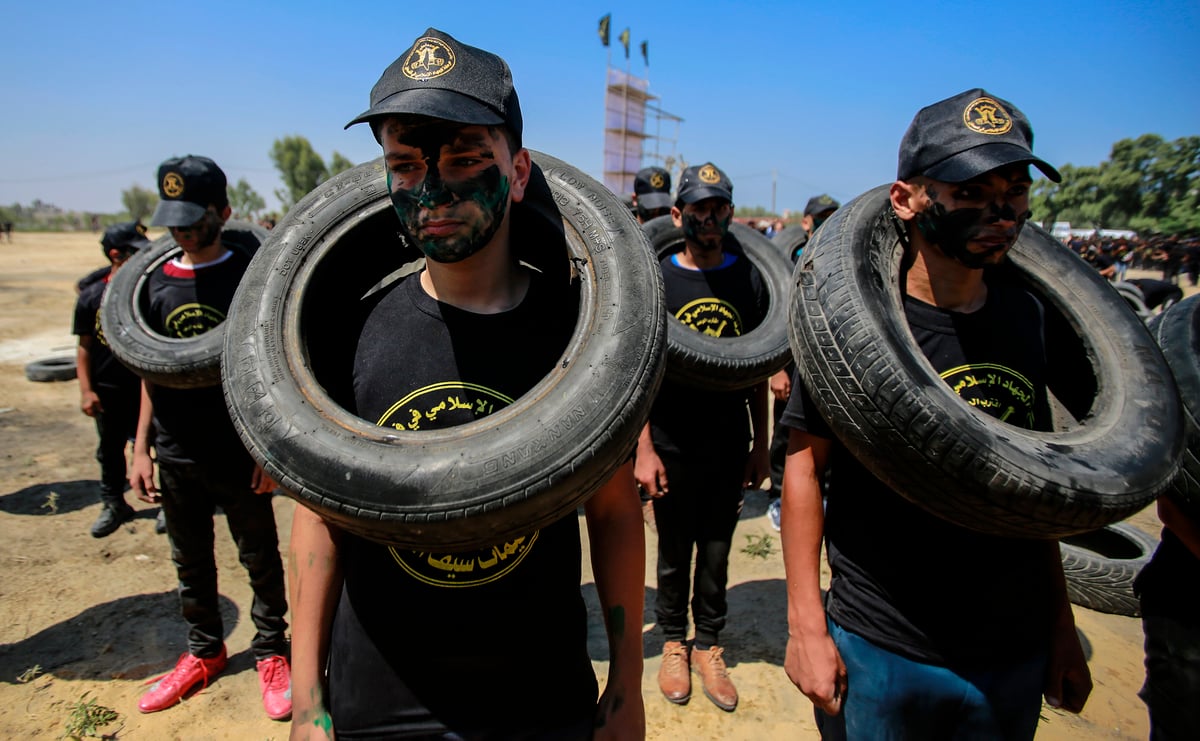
left=100, top=221, right=150, bottom=255
left=676, top=162, right=733, bottom=205
left=897, top=88, right=1061, bottom=184
left=346, top=28, right=523, bottom=147
left=634, top=166, right=672, bottom=210
left=804, top=194, right=840, bottom=217
left=150, top=155, right=229, bottom=227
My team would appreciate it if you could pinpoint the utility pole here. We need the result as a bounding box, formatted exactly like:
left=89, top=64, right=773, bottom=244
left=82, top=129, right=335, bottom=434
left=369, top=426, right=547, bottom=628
left=771, top=169, right=777, bottom=215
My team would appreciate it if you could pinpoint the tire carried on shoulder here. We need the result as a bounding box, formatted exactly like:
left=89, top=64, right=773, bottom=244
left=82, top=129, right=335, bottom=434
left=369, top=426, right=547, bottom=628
left=1148, top=294, right=1200, bottom=518
left=100, top=220, right=266, bottom=389
left=642, top=215, right=792, bottom=391
left=771, top=225, right=808, bottom=263
left=24, top=356, right=77, bottom=382
left=222, top=153, right=666, bottom=551
left=1060, top=522, right=1158, bottom=617
left=789, top=184, right=1182, bottom=539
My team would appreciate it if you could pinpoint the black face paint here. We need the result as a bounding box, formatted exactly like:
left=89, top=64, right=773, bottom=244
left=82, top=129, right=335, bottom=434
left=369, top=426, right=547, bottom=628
left=914, top=201, right=1030, bottom=269
left=681, top=209, right=730, bottom=252
left=386, top=123, right=510, bottom=264
left=172, top=209, right=222, bottom=250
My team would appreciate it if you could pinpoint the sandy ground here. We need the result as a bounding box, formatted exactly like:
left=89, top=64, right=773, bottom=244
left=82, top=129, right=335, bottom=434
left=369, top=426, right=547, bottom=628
left=0, top=231, right=1189, bottom=739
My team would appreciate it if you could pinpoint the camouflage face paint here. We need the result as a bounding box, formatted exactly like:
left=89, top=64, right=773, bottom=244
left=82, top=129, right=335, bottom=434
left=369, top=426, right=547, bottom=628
left=681, top=206, right=730, bottom=252
left=385, top=122, right=511, bottom=264
left=914, top=200, right=1029, bottom=270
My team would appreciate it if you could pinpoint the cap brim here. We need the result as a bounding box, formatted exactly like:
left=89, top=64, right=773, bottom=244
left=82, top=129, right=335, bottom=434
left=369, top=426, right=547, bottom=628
left=638, top=192, right=672, bottom=209
left=345, top=87, right=505, bottom=130
left=150, top=200, right=207, bottom=227
left=679, top=187, right=732, bottom=204
left=924, top=142, right=1062, bottom=183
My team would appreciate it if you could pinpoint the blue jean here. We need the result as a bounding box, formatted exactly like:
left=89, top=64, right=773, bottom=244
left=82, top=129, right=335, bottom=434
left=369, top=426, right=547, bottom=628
left=816, top=619, right=1046, bottom=741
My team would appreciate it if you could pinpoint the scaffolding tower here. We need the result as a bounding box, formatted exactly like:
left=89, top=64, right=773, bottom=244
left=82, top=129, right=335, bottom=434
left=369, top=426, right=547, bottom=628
left=603, top=67, right=682, bottom=199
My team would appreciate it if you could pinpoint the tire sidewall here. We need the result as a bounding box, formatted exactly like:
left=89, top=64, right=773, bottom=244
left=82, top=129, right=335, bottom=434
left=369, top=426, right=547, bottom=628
left=643, top=216, right=792, bottom=391
left=790, top=184, right=1182, bottom=538
left=101, top=220, right=266, bottom=389
left=223, top=154, right=666, bottom=551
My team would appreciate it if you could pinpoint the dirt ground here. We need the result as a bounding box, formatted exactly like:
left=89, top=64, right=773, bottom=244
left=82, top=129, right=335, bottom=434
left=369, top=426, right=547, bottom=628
left=0, top=231, right=1190, bottom=739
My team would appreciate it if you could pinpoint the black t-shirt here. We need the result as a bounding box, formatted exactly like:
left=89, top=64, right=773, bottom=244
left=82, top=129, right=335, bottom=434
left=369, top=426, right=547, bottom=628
left=332, top=268, right=597, bottom=738
left=72, top=276, right=140, bottom=394
left=144, top=250, right=251, bottom=466
left=649, top=246, right=770, bottom=458
left=781, top=277, right=1057, bottom=667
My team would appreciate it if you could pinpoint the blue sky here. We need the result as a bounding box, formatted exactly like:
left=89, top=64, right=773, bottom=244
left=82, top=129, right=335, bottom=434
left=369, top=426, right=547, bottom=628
left=2, top=0, right=1196, bottom=217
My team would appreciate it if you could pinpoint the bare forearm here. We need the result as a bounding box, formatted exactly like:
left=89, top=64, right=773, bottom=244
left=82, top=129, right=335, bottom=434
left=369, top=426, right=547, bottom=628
left=289, top=505, right=343, bottom=729
left=782, top=430, right=830, bottom=635
left=585, top=461, right=645, bottom=687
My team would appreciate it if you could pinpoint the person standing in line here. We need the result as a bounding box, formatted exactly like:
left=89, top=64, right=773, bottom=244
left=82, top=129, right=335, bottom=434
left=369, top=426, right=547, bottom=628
left=74, top=221, right=149, bottom=537
left=636, top=162, right=771, bottom=712
left=287, top=28, right=645, bottom=740
left=780, top=89, right=1091, bottom=739
left=129, top=155, right=292, bottom=721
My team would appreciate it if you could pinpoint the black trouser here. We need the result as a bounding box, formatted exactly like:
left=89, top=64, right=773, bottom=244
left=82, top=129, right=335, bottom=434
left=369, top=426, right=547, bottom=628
left=158, top=458, right=289, bottom=661
left=653, top=452, right=744, bottom=647
left=767, top=394, right=788, bottom=500
left=93, top=387, right=139, bottom=504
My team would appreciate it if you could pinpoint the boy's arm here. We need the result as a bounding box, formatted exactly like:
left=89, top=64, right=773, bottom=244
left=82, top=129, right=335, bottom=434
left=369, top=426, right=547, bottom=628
left=76, top=335, right=101, bottom=416
left=1041, top=542, right=1092, bottom=713
left=744, top=380, right=770, bottom=488
left=129, top=380, right=158, bottom=503
left=289, top=504, right=344, bottom=741
left=781, top=428, right=846, bottom=715
left=584, top=460, right=646, bottom=740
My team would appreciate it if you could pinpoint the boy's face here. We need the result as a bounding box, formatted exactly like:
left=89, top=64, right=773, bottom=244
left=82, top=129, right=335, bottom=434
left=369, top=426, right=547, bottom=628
left=169, top=206, right=226, bottom=254
left=381, top=117, right=523, bottom=263
left=672, top=197, right=732, bottom=252
left=910, top=163, right=1033, bottom=269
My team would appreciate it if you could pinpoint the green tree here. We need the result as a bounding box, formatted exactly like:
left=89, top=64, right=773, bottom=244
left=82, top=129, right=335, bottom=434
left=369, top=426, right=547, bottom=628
left=228, top=178, right=267, bottom=220
left=1032, top=134, right=1200, bottom=234
left=121, top=184, right=158, bottom=223
left=270, top=135, right=329, bottom=210
left=327, top=152, right=355, bottom=177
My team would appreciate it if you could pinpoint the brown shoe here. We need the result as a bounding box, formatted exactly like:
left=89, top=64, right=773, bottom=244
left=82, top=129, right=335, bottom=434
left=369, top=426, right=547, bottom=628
left=693, top=645, right=738, bottom=711
left=658, top=640, right=691, bottom=704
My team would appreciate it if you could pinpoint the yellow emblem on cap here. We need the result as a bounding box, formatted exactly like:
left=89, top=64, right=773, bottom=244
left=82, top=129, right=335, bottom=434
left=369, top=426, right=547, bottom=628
left=402, top=37, right=456, bottom=81
left=963, top=97, right=1012, bottom=135
left=162, top=172, right=185, bottom=198
left=698, top=164, right=721, bottom=184
left=649, top=172, right=665, bottom=189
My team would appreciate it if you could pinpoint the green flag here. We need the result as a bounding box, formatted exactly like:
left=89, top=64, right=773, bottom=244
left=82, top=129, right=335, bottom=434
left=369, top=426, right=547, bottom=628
left=619, top=27, right=630, bottom=59
left=598, top=14, right=611, bottom=47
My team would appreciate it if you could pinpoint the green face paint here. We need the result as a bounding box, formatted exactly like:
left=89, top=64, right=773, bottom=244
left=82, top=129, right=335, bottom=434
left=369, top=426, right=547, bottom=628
left=385, top=122, right=511, bottom=264
left=681, top=205, right=730, bottom=252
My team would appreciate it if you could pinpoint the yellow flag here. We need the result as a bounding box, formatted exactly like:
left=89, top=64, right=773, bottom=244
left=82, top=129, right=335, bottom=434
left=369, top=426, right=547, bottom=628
left=619, top=27, right=630, bottom=59
left=598, top=14, right=611, bottom=47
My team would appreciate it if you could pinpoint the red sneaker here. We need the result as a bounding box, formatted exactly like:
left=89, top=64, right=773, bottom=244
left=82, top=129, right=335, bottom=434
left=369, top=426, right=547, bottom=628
left=138, top=647, right=227, bottom=713
left=256, top=655, right=292, bottom=721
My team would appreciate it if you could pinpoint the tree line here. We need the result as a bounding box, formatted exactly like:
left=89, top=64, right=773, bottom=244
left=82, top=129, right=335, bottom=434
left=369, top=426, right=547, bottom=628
left=1031, top=134, right=1199, bottom=235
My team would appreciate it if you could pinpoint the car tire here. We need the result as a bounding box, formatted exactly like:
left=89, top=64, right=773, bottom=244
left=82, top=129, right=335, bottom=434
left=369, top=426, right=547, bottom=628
left=25, top=356, right=77, bottom=382
left=1148, top=294, right=1200, bottom=517
left=222, top=153, right=667, bottom=551
left=789, top=184, right=1182, bottom=539
left=1060, top=522, right=1158, bottom=617
left=99, top=221, right=265, bottom=389
left=771, top=225, right=808, bottom=263
left=642, top=216, right=792, bottom=391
